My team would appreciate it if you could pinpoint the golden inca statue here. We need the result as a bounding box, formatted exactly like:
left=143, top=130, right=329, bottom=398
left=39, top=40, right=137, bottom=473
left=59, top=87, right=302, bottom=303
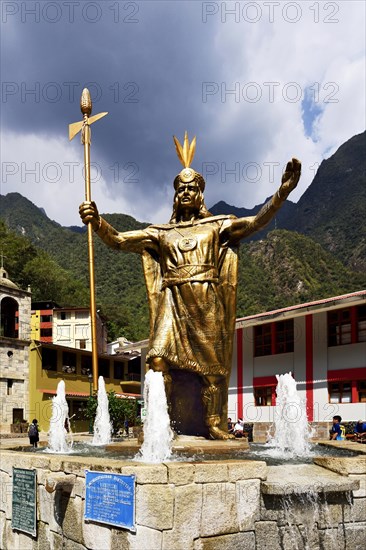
left=79, top=132, right=301, bottom=439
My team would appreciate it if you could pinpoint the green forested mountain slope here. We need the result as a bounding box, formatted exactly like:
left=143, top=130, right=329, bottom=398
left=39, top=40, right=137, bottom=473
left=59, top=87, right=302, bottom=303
left=286, top=131, right=366, bottom=272
left=236, top=230, right=365, bottom=316
left=1, top=210, right=364, bottom=341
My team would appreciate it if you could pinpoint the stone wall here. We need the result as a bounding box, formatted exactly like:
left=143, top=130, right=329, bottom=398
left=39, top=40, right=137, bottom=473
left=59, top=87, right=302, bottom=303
left=0, top=450, right=365, bottom=550
left=252, top=422, right=331, bottom=443
left=0, top=339, right=30, bottom=431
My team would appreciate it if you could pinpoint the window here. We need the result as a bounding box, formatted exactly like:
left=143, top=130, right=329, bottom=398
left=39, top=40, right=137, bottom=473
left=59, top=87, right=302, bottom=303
left=328, top=310, right=351, bottom=346
left=275, top=320, right=294, bottom=354
left=40, top=328, right=52, bottom=338
left=78, top=339, right=87, bottom=350
left=60, top=312, right=70, bottom=320
left=62, top=351, right=76, bottom=369
left=329, top=381, right=352, bottom=404
left=76, top=311, right=89, bottom=320
left=56, top=325, right=71, bottom=341
left=40, top=315, right=52, bottom=323
left=69, top=399, right=88, bottom=421
left=42, top=347, right=57, bottom=370
left=328, top=305, right=366, bottom=346
left=114, top=362, right=124, bottom=379
left=99, top=359, right=110, bottom=378
left=75, top=325, right=89, bottom=339
left=358, top=306, right=366, bottom=342
left=7, top=379, right=13, bottom=395
left=128, top=357, right=141, bottom=375
left=81, top=355, right=92, bottom=375
left=1, top=297, right=18, bottom=338
left=329, top=381, right=352, bottom=403
left=358, top=381, right=366, bottom=403
left=254, top=324, right=271, bottom=357
left=254, top=319, right=294, bottom=357
left=254, top=386, right=275, bottom=406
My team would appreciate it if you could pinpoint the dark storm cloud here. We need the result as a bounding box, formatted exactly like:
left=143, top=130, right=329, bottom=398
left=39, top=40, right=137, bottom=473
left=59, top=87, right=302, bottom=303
left=2, top=1, right=365, bottom=225
left=1, top=1, right=229, bottom=204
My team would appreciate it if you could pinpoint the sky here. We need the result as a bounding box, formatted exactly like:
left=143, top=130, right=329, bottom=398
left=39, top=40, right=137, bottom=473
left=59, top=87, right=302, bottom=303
left=1, top=0, right=365, bottom=226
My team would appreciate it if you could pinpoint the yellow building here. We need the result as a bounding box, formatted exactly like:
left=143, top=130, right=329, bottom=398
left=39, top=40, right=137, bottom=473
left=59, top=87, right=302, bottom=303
left=29, top=341, right=142, bottom=433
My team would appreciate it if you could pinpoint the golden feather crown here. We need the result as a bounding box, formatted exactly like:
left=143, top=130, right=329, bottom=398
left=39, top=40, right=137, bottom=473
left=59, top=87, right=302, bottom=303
left=173, top=131, right=205, bottom=191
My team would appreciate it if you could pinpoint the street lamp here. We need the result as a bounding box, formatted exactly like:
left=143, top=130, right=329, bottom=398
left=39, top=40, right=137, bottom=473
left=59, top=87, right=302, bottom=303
left=88, top=371, right=93, bottom=434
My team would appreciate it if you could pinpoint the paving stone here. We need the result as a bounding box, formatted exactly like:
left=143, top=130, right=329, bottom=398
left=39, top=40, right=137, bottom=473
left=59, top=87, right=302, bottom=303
left=59, top=495, right=85, bottom=545
left=2, top=519, right=33, bottom=549
left=349, top=474, right=366, bottom=498
left=0, top=512, right=6, bottom=549
left=318, top=527, right=345, bottom=550
left=121, top=463, right=168, bottom=484
left=228, top=461, right=267, bottom=482
left=37, top=485, right=62, bottom=534
left=83, top=520, right=112, bottom=549
left=200, top=483, right=238, bottom=537
left=344, top=522, right=366, bottom=549
left=194, top=463, right=228, bottom=483
left=194, top=531, right=255, bottom=550
left=255, top=521, right=281, bottom=550
left=162, top=483, right=203, bottom=548
left=314, top=456, right=366, bottom=476
left=166, top=462, right=194, bottom=485
left=262, top=465, right=359, bottom=495
left=125, top=525, right=162, bottom=550
left=34, top=521, right=52, bottom=550
left=135, top=484, right=174, bottom=530
left=0, top=472, right=12, bottom=518
left=236, top=479, right=260, bottom=531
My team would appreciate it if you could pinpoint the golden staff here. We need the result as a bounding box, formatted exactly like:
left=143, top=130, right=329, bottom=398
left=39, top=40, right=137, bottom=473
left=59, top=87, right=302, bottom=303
left=69, top=88, right=108, bottom=391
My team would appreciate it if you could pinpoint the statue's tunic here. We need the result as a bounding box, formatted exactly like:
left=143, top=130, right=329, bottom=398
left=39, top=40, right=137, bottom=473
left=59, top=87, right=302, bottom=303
left=97, top=215, right=238, bottom=378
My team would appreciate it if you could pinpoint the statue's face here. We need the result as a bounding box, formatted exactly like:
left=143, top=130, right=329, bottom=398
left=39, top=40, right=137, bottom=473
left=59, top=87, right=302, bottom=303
left=176, top=180, right=201, bottom=211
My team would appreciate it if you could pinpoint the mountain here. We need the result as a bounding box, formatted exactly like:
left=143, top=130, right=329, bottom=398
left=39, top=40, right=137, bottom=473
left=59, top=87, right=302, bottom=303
left=210, top=197, right=297, bottom=240
left=210, top=131, right=366, bottom=272
left=286, top=131, right=366, bottom=272
left=1, top=132, right=365, bottom=340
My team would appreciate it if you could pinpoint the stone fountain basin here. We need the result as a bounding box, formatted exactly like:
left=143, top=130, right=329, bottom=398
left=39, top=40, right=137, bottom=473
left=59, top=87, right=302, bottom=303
left=1, top=441, right=364, bottom=549
left=261, top=463, right=360, bottom=495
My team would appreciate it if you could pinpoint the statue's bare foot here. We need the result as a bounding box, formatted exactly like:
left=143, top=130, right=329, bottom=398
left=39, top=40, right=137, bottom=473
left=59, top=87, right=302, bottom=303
left=209, top=426, right=235, bottom=440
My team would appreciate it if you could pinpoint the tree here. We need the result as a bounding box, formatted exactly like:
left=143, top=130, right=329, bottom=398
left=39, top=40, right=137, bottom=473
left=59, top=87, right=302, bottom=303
left=85, top=391, right=138, bottom=435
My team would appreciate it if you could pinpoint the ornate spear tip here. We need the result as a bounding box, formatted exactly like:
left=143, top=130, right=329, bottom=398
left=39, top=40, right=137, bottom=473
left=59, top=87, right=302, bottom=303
left=80, top=88, right=92, bottom=116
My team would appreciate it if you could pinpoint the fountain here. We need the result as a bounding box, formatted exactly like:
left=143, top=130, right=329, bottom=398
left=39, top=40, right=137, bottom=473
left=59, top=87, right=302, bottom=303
left=3, top=378, right=364, bottom=549
left=135, top=370, right=173, bottom=463
left=266, top=372, right=312, bottom=458
left=46, top=380, right=73, bottom=454
left=92, top=376, right=112, bottom=446
left=1, top=117, right=364, bottom=547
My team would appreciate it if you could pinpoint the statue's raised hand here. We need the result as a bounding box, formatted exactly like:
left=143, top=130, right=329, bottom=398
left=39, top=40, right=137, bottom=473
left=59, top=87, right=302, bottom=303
left=279, top=158, right=301, bottom=199
left=79, top=201, right=100, bottom=231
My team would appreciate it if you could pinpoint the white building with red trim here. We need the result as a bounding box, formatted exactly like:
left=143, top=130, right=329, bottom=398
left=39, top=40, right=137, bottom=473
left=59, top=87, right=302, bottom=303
left=229, top=290, right=366, bottom=436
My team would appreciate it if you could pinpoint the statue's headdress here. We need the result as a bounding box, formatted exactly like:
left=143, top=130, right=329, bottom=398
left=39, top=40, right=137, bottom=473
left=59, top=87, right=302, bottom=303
left=173, top=132, right=206, bottom=192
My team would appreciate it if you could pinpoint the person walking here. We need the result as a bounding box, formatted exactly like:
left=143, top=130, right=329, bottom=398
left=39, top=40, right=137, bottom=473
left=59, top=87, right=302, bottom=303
left=28, top=419, right=40, bottom=448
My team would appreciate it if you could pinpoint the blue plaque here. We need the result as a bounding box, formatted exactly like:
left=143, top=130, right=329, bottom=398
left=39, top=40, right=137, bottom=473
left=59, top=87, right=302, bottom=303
left=85, top=470, right=136, bottom=531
